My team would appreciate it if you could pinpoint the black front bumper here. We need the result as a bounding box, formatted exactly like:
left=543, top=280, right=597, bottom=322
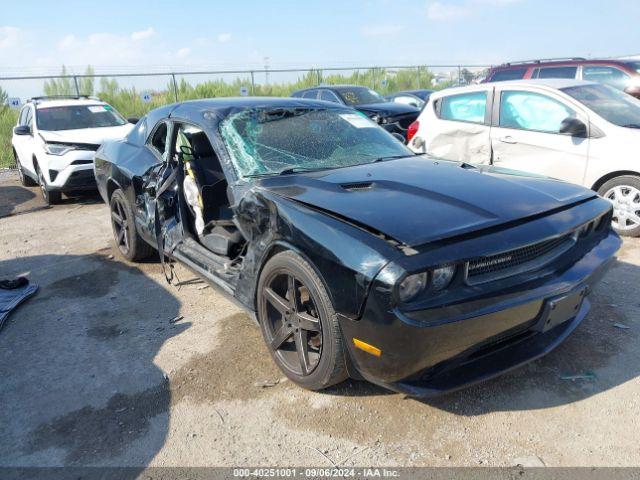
left=53, top=169, right=97, bottom=192
left=339, top=230, right=621, bottom=397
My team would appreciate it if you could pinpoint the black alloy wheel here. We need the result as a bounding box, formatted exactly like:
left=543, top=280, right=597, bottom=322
left=257, top=251, right=347, bottom=390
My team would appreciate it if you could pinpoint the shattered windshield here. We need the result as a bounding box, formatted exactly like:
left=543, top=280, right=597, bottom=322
left=219, top=107, right=411, bottom=178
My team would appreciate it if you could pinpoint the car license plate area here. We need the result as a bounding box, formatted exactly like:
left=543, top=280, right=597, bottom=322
left=535, top=288, right=586, bottom=332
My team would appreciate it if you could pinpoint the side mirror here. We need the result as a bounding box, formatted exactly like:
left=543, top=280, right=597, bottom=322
left=390, top=132, right=405, bottom=143
left=127, top=117, right=140, bottom=125
left=559, top=117, right=587, bottom=137
left=13, top=125, right=31, bottom=136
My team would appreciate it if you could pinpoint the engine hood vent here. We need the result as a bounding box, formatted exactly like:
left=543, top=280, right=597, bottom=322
left=340, top=182, right=373, bottom=191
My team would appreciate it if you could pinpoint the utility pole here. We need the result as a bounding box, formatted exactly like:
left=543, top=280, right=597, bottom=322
left=264, top=56, right=270, bottom=86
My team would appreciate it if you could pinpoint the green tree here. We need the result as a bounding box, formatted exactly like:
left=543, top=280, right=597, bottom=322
left=79, top=65, right=95, bottom=95
left=43, top=65, right=76, bottom=96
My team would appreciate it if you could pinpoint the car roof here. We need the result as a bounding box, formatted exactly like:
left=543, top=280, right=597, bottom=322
left=32, top=98, right=108, bottom=109
left=293, top=85, right=372, bottom=94
left=166, top=97, right=349, bottom=123
left=492, top=58, right=632, bottom=70
left=174, top=96, right=348, bottom=110
left=431, top=78, right=597, bottom=97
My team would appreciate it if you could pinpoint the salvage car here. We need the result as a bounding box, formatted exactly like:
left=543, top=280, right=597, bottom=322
left=407, top=79, right=640, bottom=236
left=95, top=97, right=620, bottom=396
left=291, top=85, right=419, bottom=139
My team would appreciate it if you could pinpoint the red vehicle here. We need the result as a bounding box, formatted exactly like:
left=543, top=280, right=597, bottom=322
left=483, top=57, right=640, bottom=98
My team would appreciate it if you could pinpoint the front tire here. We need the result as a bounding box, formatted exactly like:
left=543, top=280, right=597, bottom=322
left=109, top=189, right=154, bottom=261
left=36, top=164, right=61, bottom=205
left=257, top=251, right=348, bottom=391
left=598, top=175, right=640, bottom=237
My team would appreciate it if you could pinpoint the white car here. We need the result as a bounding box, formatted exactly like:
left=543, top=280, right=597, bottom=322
left=407, top=79, right=640, bottom=236
left=11, top=96, right=134, bottom=205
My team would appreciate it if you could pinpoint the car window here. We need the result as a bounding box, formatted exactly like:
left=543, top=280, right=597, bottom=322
left=439, top=91, right=487, bottom=124
left=302, top=90, right=318, bottom=99
left=535, top=66, right=577, bottom=79
left=489, top=68, right=527, bottom=81
left=392, top=95, right=424, bottom=109
left=336, top=87, right=386, bottom=106
left=25, top=108, right=33, bottom=128
left=36, top=104, right=127, bottom=131
left=18, top=106, right=29, bottom=126
left=500, top=90, right=575, bottom=133
left=147, top=121, right=169, bottom=160
left=319, top=90, right=340, bottom=103
left=562, top=83, right=640, bottom=127
left=583, top=66, right=630, bottom=90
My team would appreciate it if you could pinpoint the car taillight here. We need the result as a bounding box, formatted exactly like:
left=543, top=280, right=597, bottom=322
left=407, top=120, right=419, bottom=142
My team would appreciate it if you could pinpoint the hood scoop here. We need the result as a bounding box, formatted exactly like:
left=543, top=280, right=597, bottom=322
left=340, top=182, right=373, bottom=191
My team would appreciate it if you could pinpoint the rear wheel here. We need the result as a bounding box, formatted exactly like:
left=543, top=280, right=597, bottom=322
left=15, top=150, right=37, bottom=186
left=109, top=189, right=154, bottom=261
left=36, top=163, right=61, bottom=205
left=598, top=175, right=640, bottom=237
left=257, top=251, right=347, bottom=391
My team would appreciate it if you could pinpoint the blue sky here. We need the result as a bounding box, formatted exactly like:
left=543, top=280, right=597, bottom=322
left=1, top=0, right=639, bottom=75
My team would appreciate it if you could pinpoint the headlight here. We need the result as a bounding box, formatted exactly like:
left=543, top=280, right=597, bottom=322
left=44, top=143, right=76, bottom=156
left=370, top=114, right=381, bottom=124
left=431, top=265, right=456, bottom=291
left=398, top=272, right=428, bottom=303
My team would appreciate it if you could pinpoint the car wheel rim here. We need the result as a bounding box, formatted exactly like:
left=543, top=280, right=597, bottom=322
left=605, top=185, right=640, bottom=231
left=261, top=272, right=322, bottom=376
left=111, top=197, right=131, bottom=255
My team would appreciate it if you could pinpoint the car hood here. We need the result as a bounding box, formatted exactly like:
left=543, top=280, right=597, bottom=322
left=259, top=156, right=597, bottom=247
left=39, top=124, right=134, bottom=145
left=356, top=102, right=420, bottom=117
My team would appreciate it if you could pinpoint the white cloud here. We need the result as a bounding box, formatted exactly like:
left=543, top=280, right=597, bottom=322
left=217, top=33, right=232, bottom=43
left=426, top=0, right=519, bottom=21
left=360, top=24, right=404, bottom=37
left=58, top=34, right=76, bottom=49
left=0, top=26, right=20, bottom=49
left=427, top=2, right=471, bottom=20
left=472, top=0, right=520, bottom=4
left=131, top=27, right=155, bottom=41
left=176, top=47, right=191, bottom=58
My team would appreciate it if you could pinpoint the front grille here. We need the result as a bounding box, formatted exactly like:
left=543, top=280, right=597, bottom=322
left=466, top=234, right=574, bottom=285
left=65, top=169, right=96, bottom=188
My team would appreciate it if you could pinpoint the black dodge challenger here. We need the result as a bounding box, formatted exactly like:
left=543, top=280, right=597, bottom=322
left=95, top=97, right=621, bottom=397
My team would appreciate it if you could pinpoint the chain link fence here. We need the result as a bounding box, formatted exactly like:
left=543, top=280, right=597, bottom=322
left=0, top=64, right=490, bottom=169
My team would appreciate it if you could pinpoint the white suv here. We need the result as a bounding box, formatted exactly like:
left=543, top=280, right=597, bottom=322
left=11, top=96, right=134, bottom=204
left=407, top=79, right=640, bottom=236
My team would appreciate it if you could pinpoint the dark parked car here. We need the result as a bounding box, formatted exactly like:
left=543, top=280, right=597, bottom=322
left=95, top=97, right=620, bottom=396
left=291, top=85, right=419, bottom=139
left=483, top=57, right=640, bottom=98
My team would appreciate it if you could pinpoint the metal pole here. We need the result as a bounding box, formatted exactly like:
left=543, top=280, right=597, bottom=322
left=171, top=73, right=178, bottom=102
left=73, top=76, right=80, bottom=96
left=250, top=71, right=255, bottom=95
left=318, top=69, right=322, bottom=85
left=458, top=65, right=462, bottom=85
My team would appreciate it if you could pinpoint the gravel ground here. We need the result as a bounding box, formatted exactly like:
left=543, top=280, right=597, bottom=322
left=1, top=170, right=639, bottom=468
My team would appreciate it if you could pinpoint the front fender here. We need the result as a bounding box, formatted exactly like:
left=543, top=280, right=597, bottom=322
left=233, top=189, right=402, bottom=318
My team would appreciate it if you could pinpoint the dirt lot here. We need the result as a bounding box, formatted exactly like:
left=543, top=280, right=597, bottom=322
left=1, top=169, right=639, bottom=468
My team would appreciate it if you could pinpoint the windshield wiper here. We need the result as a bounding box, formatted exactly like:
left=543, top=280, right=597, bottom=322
left=372, top=154, right=415, bottom=163
left=623, top=123, right=640, bottom=129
